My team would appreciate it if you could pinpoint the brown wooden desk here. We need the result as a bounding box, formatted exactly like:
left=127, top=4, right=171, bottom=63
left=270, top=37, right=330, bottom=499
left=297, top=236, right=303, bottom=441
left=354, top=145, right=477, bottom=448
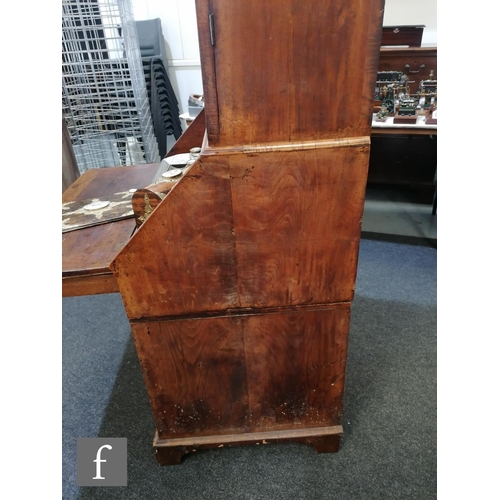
left=62, top=109, right=207, bottom=297
left=62, top=163, right=160, bottom=297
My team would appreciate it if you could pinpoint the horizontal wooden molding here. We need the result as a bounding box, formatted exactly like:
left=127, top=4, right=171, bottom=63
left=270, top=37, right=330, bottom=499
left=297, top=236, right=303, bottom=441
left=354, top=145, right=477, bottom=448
left=202, top=136, right=371, bottom=156
left=130, top=300, right=352, bottom=324
left=154, top=424, right=344, bottom=448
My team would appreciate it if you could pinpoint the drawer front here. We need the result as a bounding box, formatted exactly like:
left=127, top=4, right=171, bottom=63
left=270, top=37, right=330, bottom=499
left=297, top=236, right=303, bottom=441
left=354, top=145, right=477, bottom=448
left=131, top=304, right=351, bottom=439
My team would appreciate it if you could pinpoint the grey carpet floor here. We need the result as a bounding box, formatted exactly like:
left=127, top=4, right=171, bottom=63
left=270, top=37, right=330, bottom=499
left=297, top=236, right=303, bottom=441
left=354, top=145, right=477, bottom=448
left=62, top=237, right=436, bottom=499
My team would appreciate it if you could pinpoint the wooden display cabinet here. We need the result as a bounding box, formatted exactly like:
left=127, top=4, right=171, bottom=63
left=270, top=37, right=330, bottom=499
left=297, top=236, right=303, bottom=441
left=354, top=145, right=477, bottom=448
left=110, top=0, right=385, bottom=465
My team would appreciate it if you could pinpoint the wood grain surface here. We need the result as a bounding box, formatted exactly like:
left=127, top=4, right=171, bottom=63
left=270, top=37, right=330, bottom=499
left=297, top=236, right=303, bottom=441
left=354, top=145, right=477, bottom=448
left=131, top=316, right=249, bottom=440
left=195, top=0, right=220, bottom=142
left=131, top=304, right=349, bottom=440
left=165, top=108, right=207, bottom=159
left=63, top=218, right=136, bottom=277
left=111, top=158, right=239, bottom=319
left=62, top=273, right=121, bottom=296
left=230, top=146, right=369, bottom=308
left=197, top=0, right=384, bottom=147
left=62, top=163, right=159, bottom=204
left=244, top=306, right=350, bottom=431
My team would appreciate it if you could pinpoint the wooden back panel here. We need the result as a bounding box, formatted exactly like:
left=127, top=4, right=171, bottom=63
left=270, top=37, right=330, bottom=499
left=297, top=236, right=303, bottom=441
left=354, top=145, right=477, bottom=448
left=197, top=0, right=384, bottom=147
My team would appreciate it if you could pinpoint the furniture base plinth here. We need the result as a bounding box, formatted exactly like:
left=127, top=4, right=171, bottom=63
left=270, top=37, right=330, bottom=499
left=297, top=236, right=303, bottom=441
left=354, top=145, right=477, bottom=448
left=153, top=425, right=343, bottom=465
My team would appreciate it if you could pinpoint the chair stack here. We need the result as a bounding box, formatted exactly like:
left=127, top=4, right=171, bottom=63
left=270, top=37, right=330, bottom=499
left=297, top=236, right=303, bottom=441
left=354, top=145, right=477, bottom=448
left=135, top=18, right=183, bottom=158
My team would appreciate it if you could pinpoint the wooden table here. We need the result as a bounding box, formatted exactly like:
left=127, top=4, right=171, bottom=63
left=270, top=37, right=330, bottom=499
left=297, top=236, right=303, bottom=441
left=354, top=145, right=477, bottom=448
left=62, top=163, right=160, bottom=297
left=62, top=110, right=207, bottom=297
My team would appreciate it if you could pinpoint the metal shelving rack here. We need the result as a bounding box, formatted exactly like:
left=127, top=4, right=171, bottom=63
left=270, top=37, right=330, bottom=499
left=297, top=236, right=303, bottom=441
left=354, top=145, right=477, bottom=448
left=62, top=0, right=159, bottom=173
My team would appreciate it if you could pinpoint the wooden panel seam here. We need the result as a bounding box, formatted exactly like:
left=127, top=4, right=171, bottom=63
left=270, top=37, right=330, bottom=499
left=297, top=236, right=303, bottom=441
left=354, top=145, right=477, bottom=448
left=128, top=301, right=352, bottom=324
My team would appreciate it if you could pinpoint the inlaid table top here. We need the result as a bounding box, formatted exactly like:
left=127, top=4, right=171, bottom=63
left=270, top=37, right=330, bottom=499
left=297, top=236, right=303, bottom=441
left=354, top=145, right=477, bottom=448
left=62, top=163, right=159, bottom=297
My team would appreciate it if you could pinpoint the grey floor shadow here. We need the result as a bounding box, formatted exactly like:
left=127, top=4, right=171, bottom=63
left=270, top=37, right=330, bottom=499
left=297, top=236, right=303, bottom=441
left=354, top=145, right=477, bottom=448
left=75, top=294, right=436, bottom=500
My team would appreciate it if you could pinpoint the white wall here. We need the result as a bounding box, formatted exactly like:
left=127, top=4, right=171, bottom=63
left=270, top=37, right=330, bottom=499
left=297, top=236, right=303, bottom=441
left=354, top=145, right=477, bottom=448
left=132, top=0, right=203, bottom=118
left=132, top=0, right=437, bottom=117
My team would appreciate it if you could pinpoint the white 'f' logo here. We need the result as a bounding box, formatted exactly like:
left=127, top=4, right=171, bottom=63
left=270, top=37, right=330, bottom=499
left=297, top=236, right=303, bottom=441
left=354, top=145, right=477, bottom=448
left=93, top=444, right=112, bottom=479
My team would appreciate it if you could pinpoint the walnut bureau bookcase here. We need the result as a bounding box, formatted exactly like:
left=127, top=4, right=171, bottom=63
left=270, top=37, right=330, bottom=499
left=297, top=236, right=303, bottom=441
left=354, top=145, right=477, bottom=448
left=110, top=0, right=384, bottom=465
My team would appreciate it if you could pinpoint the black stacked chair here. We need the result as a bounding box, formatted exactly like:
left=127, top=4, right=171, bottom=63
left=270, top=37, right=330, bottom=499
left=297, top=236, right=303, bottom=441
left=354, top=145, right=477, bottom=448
left=135, top=18, right=183, bottom=158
